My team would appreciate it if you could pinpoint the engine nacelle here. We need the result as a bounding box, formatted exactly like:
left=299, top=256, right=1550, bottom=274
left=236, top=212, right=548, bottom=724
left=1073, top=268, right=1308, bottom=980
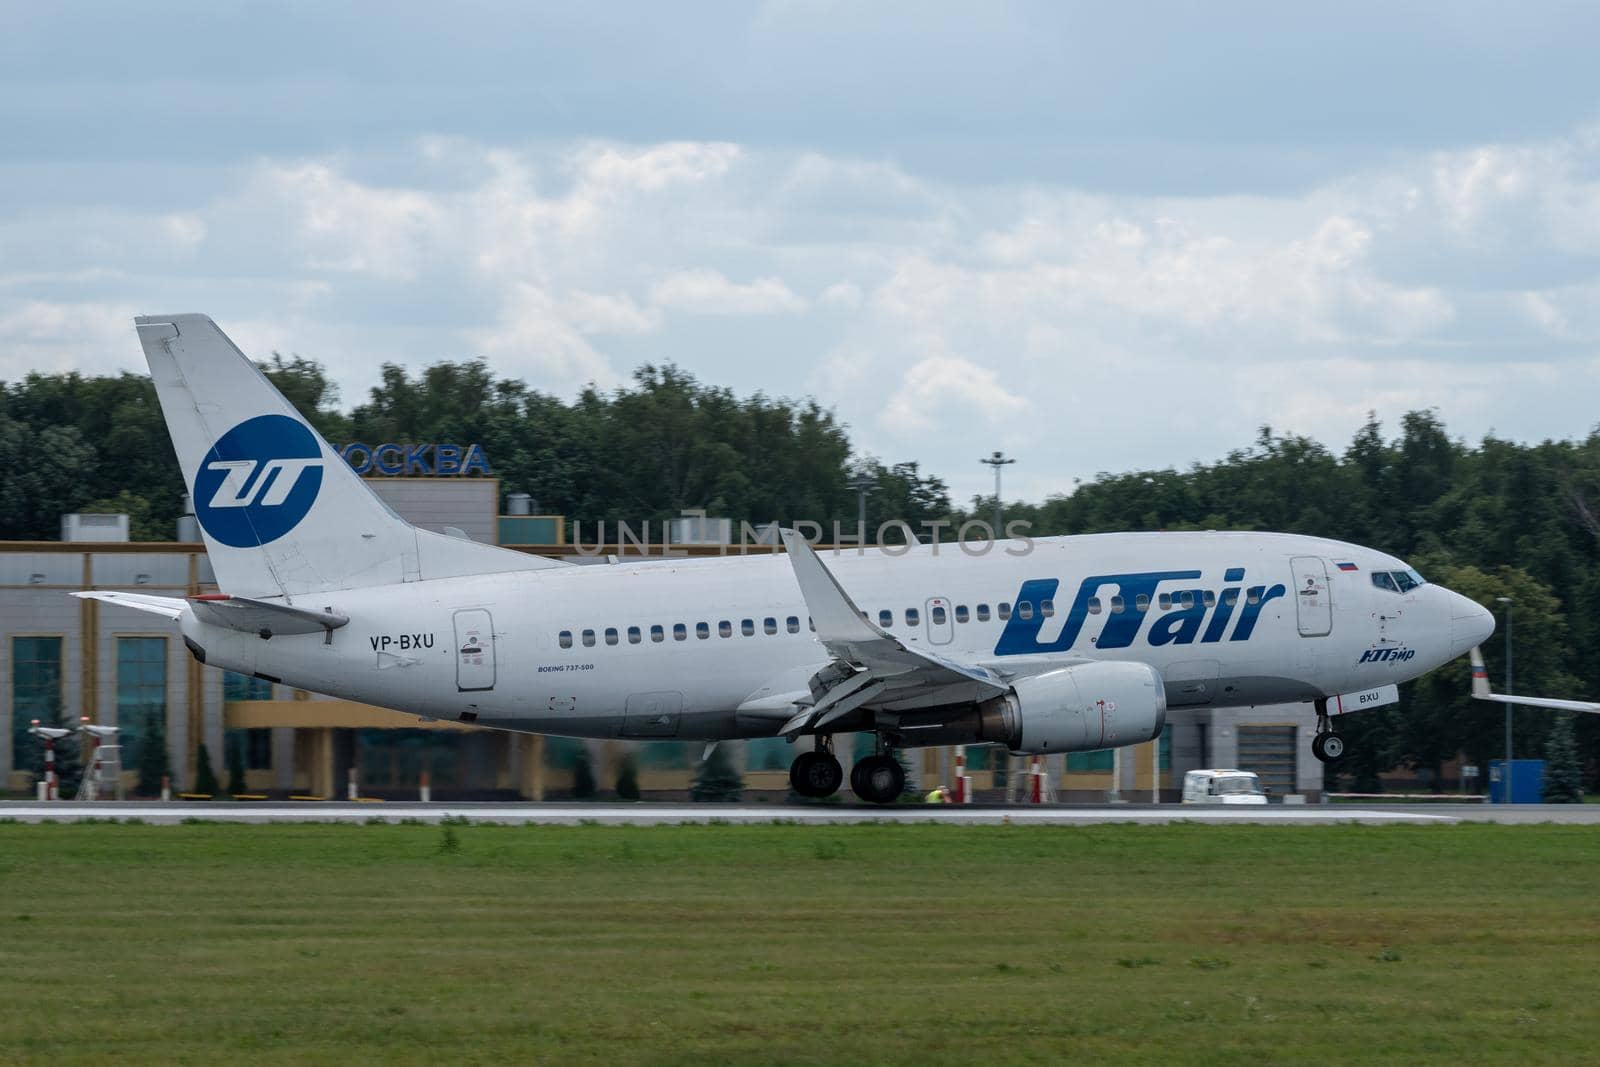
left=975, top=661, right=1167, bottom=754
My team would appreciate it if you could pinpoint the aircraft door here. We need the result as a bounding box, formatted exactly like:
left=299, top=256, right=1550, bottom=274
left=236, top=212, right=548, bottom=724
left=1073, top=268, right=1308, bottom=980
left=925, top=597, right=953, bottom=645
left=1291, top=557, right=1332, bottom=637
left=454, top=609, right=496, bottom=691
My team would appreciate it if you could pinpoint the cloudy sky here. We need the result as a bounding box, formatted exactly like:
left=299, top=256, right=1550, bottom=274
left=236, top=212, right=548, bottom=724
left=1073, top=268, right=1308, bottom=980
left=3, top=2, right=1600, bottom=504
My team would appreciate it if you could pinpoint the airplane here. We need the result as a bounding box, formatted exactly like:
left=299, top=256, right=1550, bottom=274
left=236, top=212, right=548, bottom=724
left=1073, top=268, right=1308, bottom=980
left=75, top=314, right=1498, bottom=804
left=1469, top=646, right=1600, bottom=713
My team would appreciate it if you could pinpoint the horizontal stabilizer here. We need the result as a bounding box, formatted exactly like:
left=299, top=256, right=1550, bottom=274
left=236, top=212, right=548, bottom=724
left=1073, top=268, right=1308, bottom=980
left=1469, top=646, right=1600, bottom=714
left=71, top=591, right=186, bottom=619
left=187, top=593, right=349, bottom=636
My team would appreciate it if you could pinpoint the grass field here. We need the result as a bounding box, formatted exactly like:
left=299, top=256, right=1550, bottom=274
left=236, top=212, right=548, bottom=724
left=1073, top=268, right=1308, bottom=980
left=2, top=822, right=1598, bottom=1065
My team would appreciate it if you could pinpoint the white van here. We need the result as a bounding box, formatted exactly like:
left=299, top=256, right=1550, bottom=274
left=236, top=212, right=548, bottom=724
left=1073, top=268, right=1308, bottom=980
left=1182, top=769, right=1269, bottom=805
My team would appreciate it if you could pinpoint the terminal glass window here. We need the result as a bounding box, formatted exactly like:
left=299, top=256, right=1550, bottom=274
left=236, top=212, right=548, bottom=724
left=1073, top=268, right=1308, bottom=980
left=223, top=671, right=271, bottom=701
left=11, top=636, right=62, bottom=771
left=1067, top=749, right=1115, bottom=772
left=116, top=636, right=167, bottom=771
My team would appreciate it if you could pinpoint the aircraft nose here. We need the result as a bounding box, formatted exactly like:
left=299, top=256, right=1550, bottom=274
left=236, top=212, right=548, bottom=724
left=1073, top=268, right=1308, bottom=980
left=1448, top=592, right=1495, bottom=657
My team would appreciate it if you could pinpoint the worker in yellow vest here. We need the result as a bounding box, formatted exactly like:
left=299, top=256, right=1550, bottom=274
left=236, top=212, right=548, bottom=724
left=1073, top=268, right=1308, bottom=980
left=924, top=785, right=951, bottom=804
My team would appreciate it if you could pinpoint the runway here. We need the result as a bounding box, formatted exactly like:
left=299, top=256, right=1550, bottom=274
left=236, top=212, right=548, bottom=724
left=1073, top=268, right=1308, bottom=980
left=5, top=801, right=1598, bottom=825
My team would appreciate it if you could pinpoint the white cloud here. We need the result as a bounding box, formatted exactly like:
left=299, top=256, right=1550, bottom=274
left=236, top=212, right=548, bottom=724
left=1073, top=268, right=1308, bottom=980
left=881, top=355, right=1028, bottom=437
left=649, top=268, right=807, bottom=316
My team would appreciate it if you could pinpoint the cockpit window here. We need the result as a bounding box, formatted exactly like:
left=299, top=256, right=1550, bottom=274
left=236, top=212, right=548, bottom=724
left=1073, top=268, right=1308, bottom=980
left=1372, top=569, right=1425, bottom=594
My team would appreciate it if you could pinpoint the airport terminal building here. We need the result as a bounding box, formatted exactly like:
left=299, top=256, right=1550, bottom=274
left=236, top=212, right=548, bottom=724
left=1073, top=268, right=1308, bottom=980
left=1, top=448, right=1323, bottom=802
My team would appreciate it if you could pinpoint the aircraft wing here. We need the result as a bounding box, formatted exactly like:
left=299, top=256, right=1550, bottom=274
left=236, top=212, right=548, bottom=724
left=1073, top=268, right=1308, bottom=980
left=1469, top=646, right=1600, bottom=713
left=777, top=528, right=1008, bottom=738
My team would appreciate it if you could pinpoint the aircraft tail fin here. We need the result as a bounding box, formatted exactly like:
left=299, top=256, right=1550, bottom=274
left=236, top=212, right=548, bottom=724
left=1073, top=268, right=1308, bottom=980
left=134, top=314, right=566, bottom=599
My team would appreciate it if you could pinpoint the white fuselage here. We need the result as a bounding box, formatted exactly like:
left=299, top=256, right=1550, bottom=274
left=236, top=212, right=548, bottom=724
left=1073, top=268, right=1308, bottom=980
left=182, top=530, right=1486, bottom=745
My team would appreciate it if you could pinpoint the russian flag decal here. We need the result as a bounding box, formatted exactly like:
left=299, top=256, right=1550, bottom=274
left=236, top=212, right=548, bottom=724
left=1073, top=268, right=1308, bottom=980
left=1336, top=561, right=1359, bottom=572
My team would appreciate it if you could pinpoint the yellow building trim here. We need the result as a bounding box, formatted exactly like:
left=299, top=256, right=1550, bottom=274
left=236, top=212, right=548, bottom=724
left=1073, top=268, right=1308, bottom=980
left=225, top=699, right=481, bottom=731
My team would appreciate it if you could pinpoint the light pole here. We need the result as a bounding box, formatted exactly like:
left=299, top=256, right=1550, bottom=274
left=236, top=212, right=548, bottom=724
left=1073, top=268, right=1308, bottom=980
left=1496, top=596, right=1514, bottom=803
left=849, top=469, right=876, bottom=545
left=980, top=451, right=1015, bottom=538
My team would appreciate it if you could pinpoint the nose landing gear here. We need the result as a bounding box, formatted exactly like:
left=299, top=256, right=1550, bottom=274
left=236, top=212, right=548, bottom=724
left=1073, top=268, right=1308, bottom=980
left=1311, top=697, right=1345, bottom=763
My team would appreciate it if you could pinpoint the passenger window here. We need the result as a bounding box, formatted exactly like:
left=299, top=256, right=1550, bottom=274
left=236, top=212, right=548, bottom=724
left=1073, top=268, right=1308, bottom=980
left=1110, top=596, right=1125, bottom=614
left=1247, top=590, right=1261, bottom=605
left=627, top=626, right=642, bottom=645
left=582, top=629, right=596, bottom=647
left=605, top=627, right=619, bottom=646
left=1041, top=599, right=1054, bottom=618
left=1088, top=597, right=1102, bottom=615
left=976, top=603, right=991, bottom=621
left=955, top=604, right=969, bottom=623
left=1203, top=591, right=1216, bottom=608
left=673, top=623, right=687, bottom=641
left=763, top=617, right=777, bottom=635
left=741, top=618, right=755, bottom=637
left=786, top=616, right=800, bottom=633
left=650, top=625, right=664, bottom=643
left=879, top=609, right=893, bottom=628
left=1017, top=601, right=1034, bottom=620
left=906, top=608, right=920, bottom=626
left=998, top=602, right=1011, bottom=620
left=1135, top=594, right=1150, bottom=613
left=1179, top=591, right=1195, bottom=610
left=1158, top=593, right=1172, bottom=611
left=931, top=605, right=947, bottom=625
left=697, top=622, right=710, bottom=640
left=558, top=630, right=573, bottom=649
left=1222, top=589, right=1239, bottom=607
left=808, top=617, right=814, bottom=631
left=719, top=620, right=732, bottom=638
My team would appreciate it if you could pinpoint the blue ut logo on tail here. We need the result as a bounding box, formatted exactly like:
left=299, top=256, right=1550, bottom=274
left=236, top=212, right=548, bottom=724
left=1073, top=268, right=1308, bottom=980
left=193, top=414, right=324, bottom=547
left=993, top=569, right=1287, bottom=656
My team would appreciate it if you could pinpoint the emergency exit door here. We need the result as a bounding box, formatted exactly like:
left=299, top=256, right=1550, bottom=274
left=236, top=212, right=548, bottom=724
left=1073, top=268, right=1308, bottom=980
left=925, top=597, right=953, bottom=645
left=1290, top=557, right=1332, bottom=637
left=454, top=609, right=496, bottom=691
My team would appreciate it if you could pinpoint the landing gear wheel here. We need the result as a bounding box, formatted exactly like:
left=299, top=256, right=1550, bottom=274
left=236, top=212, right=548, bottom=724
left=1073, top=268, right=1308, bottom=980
left=1312, top=732, right=1345, bottom=763
left=789, top=751, right=843, bottom=798
left=849, top=754, right=905, bottom=805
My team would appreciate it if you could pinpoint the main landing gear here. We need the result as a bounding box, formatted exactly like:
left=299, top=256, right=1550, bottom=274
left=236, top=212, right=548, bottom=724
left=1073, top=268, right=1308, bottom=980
left=789, top=737, right=843, bottom=799
left=787, top=736, right=906, bottom=804
left=1311, top=697, right=1345, bottom=763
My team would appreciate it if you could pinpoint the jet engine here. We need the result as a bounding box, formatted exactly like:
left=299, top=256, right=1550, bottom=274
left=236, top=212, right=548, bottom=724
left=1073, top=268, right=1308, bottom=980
left=890, top=660, right=1167, bottom=754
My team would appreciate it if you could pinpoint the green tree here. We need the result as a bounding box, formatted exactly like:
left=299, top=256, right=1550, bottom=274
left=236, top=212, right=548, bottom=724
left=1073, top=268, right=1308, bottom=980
left=1543, top=714, right=1584, bottom=803
left=691, top=744, right=744, bottom=802
left=615, top=753, right=641, bottom=801
left=571, top=745, right=597, bottom=799
left=135, top=706, right=171, bottom=797
left=194, top=743, right=220, bottom=797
